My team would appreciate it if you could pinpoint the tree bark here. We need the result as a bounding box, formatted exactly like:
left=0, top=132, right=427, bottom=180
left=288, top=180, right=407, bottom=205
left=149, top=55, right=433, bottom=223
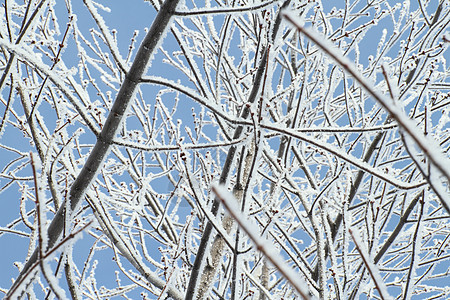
left=6, top=1, right=181, bottom=298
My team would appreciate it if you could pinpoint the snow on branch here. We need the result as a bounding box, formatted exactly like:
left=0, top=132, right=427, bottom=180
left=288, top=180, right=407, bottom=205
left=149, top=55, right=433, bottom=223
left=4, top=0, right=182, bottom=297
left=140, top=76, right=242, bottom=125
left=174, top=0, right=280, bottom=17
left=83, top=0, right=128, bottom=74
left=0, top=38, right=101, bottom=135
left=261, top=124, right=425, bottom=190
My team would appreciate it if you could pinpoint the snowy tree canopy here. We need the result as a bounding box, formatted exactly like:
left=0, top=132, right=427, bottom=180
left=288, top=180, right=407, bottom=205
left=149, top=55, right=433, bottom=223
left=0, top=0, right=449, bottom=299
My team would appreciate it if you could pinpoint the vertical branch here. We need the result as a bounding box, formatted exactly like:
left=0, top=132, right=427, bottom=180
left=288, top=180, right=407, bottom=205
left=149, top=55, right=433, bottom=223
left=64, top=252, right=80, bottom=300
left=184, top=2, right=292, bottom=297
left=31, top=153, right=66, bottom=299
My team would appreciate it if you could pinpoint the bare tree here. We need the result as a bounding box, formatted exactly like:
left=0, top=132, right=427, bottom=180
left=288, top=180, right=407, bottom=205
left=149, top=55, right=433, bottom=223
left=1, top=0, right=449, bottom=299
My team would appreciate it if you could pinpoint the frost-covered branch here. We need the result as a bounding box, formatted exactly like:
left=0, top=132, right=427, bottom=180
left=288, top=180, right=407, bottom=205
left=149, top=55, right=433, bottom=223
left=2, top=0, right=449, bottom=298
left=349, top=227, right=393, bottom=300
left=283, top=10, right=450, bottom=213
left=212, top=184, right=312, bottom=300
left=174, top=0, right=280, bottom=17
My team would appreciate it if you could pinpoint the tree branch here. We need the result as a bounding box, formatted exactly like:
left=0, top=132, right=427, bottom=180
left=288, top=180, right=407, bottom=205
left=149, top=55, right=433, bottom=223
left=5, top=0, right=181, bottom=297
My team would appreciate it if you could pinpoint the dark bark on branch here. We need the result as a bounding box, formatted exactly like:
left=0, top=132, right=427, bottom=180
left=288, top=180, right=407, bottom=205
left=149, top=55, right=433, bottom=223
left=5, top=0, right=180, bottom=298
left=374, top=191, right=422, bottom=264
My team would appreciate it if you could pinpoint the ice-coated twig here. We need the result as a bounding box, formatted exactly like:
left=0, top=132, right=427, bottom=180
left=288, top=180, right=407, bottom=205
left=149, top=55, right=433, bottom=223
left=262, top=124, right=425, bottom=190
left=184, top=1, right=293, bottom=296
left=140, top=75, right=241, bottom=124
left=243, top=267, right=274, bottom=300
left=181, top=152, right=235, bottom=249
left=374, top=191, right=423, bottom=264
left=282, top=10, right=450, bottom=212
left=31, top=153, right=67, bottom=300
left=6, top=215, right=92, bottom=299
left=212, top=184, right=313, bottom=300
left=85, top=192, right=184, bottom=300
left=0, top=0, right=49, bottom=91
left=0, top=39, right=101, bottom=136
left=403, top=191, right=425, bottom=300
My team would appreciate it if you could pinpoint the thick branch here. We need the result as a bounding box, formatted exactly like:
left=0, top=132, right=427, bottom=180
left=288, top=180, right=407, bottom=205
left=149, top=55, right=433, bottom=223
left=5, top=0, right=181, bottom=298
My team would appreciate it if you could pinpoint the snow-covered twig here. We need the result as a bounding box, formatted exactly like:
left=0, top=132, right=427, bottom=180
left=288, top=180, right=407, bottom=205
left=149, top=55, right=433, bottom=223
left=243, top=267, right=274, bottom=300
left=374, top=191, right=423, bottom=264
left=83, top=0, right=128, bottom=74
left=174, top=0, right=279, bottom=16
left=262, top=124, right=425, bottom=190
left=403, top=192, right=425, bottom=300
left=6, top=215, right=92, bottom=300
left=0, top=39, right=101, bottom=135
left=30, top=153, right=67, bottom=300
left=140, top=76, right=241, bottom=125
left=85, top=192, right=184, bottom=300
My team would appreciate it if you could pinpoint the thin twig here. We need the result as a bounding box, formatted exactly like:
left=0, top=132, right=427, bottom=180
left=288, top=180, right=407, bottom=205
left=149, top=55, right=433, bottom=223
left=5, top=0, right=182, bottom=297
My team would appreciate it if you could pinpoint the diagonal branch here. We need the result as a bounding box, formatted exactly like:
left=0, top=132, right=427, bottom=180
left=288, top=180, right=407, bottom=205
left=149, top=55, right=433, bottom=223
left=212, top=185, right=312, bottom=300
left=282, top=11, right=450, bottom=214
left=349, top=228, right=393, bottom=300
left=5, top=0, right=181, bottom=297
